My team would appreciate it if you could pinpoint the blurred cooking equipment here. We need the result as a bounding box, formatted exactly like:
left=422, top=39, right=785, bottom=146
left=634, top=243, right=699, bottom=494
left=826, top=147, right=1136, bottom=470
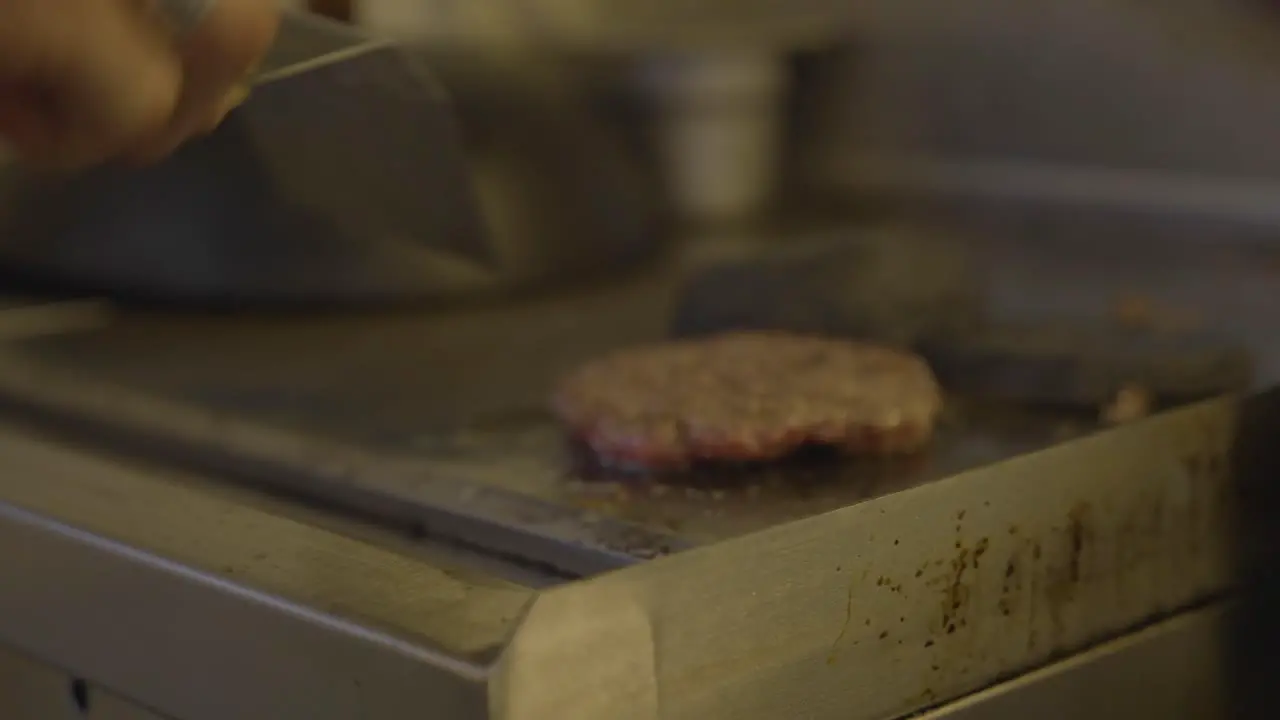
left=362, top=0, right=857, bottom=225
left=670, top=223, right=1254, bottom=409
left=671, top=222, right=986, bottom=345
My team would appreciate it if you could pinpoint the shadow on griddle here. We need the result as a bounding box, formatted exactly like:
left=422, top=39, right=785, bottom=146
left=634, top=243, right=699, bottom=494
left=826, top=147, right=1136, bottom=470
left=566, top=440, right=936, bottom=495
left=559, top=398, right=1095, bottom=496
left=447, top=403, right=947, bottom=494
left=404, top=399, right=1105, bottom=543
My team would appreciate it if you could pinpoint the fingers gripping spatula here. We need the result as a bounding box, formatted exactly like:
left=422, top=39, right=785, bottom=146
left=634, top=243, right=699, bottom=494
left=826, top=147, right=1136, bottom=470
left=0, top=11, right=494, bottom=304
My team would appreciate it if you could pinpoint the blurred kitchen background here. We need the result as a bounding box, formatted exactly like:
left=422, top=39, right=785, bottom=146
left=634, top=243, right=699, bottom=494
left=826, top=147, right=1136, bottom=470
left=275, top=0, right=1280, bottom=228
left=249, top=0, right=1280, bottom=382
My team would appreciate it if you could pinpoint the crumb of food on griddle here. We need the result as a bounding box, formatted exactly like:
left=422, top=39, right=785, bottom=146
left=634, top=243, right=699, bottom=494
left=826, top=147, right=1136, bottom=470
left=550, top=331, right=944, bottom=475
left=1100, top=384, right=1153, bottom=425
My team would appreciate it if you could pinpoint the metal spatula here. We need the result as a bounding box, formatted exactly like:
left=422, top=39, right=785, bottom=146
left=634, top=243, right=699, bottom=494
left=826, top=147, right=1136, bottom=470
left=155, top=5, right=488, bottom=263
left=0, top=11, right=497, bottom=303
left=228, top=11, right=491, bottom=264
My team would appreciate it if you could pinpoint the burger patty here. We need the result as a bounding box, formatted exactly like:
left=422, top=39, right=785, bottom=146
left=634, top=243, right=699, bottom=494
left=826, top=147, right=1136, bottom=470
left=551, top=332, right=944, bottom=472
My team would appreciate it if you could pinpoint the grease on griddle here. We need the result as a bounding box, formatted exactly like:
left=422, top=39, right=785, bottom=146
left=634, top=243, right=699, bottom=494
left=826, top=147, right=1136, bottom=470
left=568, top=437, right=931, bottom=495
left=564, top=442, right=941, bottom=537
left=417, top=400, right=1086, bottom=548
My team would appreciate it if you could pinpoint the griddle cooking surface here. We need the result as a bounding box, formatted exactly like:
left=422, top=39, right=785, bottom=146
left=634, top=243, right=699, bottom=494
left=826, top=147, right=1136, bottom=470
left=0, top=268, right=1074, bottom=562
left=0, top=220, right=1277, bottom=576
left=382, top=403, right=1070, bottom=542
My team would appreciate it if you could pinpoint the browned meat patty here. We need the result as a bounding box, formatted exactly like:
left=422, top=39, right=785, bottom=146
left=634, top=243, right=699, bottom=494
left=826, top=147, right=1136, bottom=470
left=551, top=332, right=944, bottom=472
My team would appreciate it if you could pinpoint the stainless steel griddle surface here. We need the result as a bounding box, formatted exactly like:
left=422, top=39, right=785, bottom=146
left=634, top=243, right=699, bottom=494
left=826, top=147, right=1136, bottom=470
left=0, top=215, right=1278, bottom=576
left=0, top=266, right=1071, bottom=568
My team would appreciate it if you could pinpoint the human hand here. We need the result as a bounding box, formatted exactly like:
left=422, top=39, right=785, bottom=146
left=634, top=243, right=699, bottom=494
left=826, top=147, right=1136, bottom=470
left=0, top=0, right=278, bottom=170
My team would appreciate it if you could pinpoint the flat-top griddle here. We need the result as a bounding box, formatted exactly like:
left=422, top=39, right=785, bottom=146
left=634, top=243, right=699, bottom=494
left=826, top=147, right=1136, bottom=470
left=0, top=209, right=1269, bottom=720
left=0, top=281, right=1071, bottom=576
left=0, top=212, right=1272, bottom=579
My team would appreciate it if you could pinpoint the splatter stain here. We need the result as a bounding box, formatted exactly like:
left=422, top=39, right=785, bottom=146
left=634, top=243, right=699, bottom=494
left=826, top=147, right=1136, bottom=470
left=973, top=537, right=990, bottom=569
left=827, top=569, right=867, bottom=665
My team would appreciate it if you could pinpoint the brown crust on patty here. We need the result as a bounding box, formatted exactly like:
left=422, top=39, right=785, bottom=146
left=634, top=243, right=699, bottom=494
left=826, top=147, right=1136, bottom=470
left=551, top=332, right=943, bottom=472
